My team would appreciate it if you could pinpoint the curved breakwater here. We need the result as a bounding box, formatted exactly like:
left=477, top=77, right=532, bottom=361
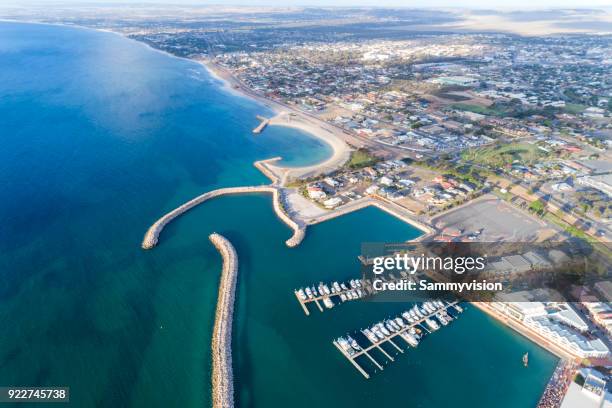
left=141, top=185, right=305, bottom=249
left=209, top=233, right=238, bottom=408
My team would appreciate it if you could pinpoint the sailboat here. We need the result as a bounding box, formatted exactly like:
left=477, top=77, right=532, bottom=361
left=523, top=352, right=529, bottom=367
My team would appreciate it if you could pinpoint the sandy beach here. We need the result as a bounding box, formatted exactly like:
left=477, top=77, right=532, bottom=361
left=199, top=58, right=352, bottom=183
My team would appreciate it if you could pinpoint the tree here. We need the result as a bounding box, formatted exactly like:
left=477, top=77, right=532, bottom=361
left=529, top=199, right=546, bottom=215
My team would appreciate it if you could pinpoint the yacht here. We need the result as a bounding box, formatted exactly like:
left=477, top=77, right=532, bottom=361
left=341, top=282, right=349, bottom=291
left=437, top=314, right=448, bottom=326
left=454, top=304, right=463, bottom=313
left=349, top=280, right=357, bottom=289
left=402, top=311, right=412, bottom=323
left=401, top=332, right=420, bottom=347
left=337, top=337, right=354, bottom=355
left=347, top=335, right=361, bottom=352
left=425, top=318, right=439, bottom=331
left=377, top=323, right=391, bottom=337
left=362, top=329, right=378, bottom=343
left=323, top=297, right=334, bottom=309
left=340, top=293, right=347, bottom=302
left=305, top=287, right=313, bottom=299
left=322, top=284, right=331, bottom=295
left=296, top=289, right=306, bottom=300
left=311, top=286, right=319, bottom=297
left=373, top=327, right=386, bottom=341
left=355, top=280, right=362, bottom=288
left=395, top=317, right=406, bottom=328
left=333, top=282, right=342, bottom=292
left=386, top=321, right=398, bottom=333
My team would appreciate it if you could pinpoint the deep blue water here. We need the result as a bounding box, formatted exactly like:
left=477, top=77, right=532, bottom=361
left=0, top=22, right=557, bottom=408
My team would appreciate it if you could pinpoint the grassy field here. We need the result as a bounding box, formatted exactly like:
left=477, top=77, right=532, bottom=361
left=346, top=148, right=379, bottom=169
left=461, top=143, right=547, bottom=168
left=450, top=103, right=504, bottom=116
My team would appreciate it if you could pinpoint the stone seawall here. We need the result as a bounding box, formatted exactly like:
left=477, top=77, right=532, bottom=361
left=141, top=186, right=305, bottom=249
left=209, top=233, right=238, bottom=408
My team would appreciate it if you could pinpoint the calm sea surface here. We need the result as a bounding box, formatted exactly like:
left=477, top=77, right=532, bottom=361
left=0, top=22, right=557, bottom=407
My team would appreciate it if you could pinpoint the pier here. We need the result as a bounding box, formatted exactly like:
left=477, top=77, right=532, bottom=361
left=294, top=279, right=372, bottom=316
left=334, top=300, right=461, bottom=379
left=141, top=185, right=305, bottom=249
left=209, top=233, right=238, bottom=408
left=252, top=115, right=269, bottom=134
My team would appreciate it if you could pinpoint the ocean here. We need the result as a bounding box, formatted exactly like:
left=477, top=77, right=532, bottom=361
left=0, top=21, right=558, bottom=407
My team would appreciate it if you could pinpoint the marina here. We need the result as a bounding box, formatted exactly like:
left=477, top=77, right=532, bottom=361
left=294, top=279, right=372, bottom=316
left=333, top=300, right=463, bottom=379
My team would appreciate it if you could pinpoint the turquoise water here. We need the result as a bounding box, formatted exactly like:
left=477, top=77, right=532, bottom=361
left=0, top=22, right=557, bottom=407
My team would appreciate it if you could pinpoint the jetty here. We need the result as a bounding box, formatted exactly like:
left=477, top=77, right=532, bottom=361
left=209, top=233, right=238, bottom=408
left=294, top=279, right=371, bottom=316
left=141, top=185, right=305, bottom=249
left=334, top=300, right=461, bottom=379
left=252, top=115, right=269, bottom=134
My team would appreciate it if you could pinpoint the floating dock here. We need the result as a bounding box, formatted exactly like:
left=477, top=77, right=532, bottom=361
left=252, top=115, right=269, bottom=134
left=334, top=300, right=462, bottom=379
left=294, top=279, right=372, bottom=316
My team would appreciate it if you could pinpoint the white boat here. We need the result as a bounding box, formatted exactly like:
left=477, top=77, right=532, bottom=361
left=378, top=323, right=391, bottom=337
left=373, top=327, right=386, bottom=341
left=425, top=318, right=439, bottom=331
left=340, top=293, right=347, bottom=302
left=401, top=332, right=419, bottom=347
left=395, top=317, right=406, bottom=328
left=337, top=337, right=354, bottom=355
left=349, top=280, right=357, bottom=289
left=296, top=289, right=306, bottom=300
left=437, top=314, right=448, bottom=326
left=305, top=287, right=313, bottom=299
left=341, top=282, right=349, bottom=291
left=454, top=304, right=463, bottom=313
left=402, top=311, right=412, bottom=322
left=347, top=335, right=361, bottom=351
left=355, top=280, right=362, bottom=288
left=323, top=297, right=334, bottom=309
left=401, top=332, right=420, bottom=347
left=311, top=286, right=319, bottom=297
left=362, top=329, right=378, bottom=343
left=386, top=321, right=398, bottom=332
left=333, top=282, right=342, bottom=292
left=322, top=284, right=331, bottom=295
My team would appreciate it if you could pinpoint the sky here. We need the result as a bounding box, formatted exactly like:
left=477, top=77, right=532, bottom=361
left=5, top=0, right=612, bottom=8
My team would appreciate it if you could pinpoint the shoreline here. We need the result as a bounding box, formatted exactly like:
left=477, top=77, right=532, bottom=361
left=199, top=58, right=352, bottom=182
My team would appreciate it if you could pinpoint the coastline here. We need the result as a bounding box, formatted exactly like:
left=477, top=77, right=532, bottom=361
left=199, top=58, right=352, bottom=182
